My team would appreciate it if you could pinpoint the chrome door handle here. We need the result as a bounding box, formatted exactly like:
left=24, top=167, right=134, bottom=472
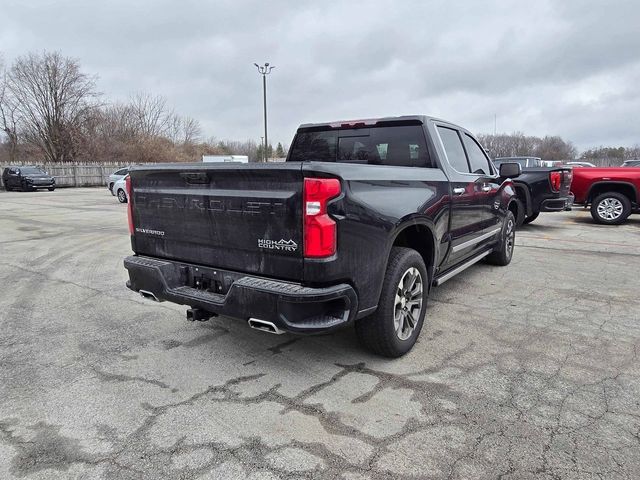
left=453, top=187, right=465, bottom=195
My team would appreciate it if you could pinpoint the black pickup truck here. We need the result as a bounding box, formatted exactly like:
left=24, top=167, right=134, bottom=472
left=124, top=116, right=521, bottom=357
left=493, top=157, right=573, bottom=226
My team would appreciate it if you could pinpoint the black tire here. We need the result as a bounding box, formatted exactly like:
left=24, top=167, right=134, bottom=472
left=48, top=187, right=55, bottom=192
left=109, top=183, right=115, bottom=194
left=117, top=189, right=128, bottom=203
left=523, top=212, right=539, bottom=224
left=486, top=211, right=516, bottom=266
left=513, top=198, right=526, bottom=227
left=4, top=184, right=11, bottom=191
left=590, top=192, right=631, bottom=225
left=355, top=247, right=429, bottom=358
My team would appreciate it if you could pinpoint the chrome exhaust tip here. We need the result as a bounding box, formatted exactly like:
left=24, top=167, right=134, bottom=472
left=248, top=318, right=284, bottom=335
left=139, top=289, right=160, bottom=302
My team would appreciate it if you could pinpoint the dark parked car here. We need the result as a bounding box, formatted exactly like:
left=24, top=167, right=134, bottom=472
left=124, top=115, right=521, bottom=357
left=2, top=166, right=56, bottom=191
left=622, top=160, right=640, bottom=168
left=492, top=157, right=573, bottom=226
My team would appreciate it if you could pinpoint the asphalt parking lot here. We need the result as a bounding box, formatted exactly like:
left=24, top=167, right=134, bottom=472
left=0, top=188, right=639, bottom=479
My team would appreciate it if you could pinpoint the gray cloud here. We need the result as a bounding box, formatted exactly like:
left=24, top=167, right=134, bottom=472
left=2, top=0, right=639, bottom=150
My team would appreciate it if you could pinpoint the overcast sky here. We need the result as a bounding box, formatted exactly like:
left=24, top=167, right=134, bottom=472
left=2, top=0, right=639, bottom=150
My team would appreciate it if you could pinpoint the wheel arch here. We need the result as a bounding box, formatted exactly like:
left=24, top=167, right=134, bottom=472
left=587, top=181, right=638, bottom=204
left=389, top=220, right=437, bottom=287
left=511, top=182, right=533, bottom=216
left=507, top=198, right=520, bottom=222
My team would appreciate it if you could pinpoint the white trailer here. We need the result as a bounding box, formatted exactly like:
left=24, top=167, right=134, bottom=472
left=202, top=155, right=249, bottom=163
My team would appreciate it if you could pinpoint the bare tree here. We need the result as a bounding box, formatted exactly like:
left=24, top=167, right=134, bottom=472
left=0, top=59, right=20, bottom=162
left=6, top=51, right=98, bottom=162
left=478, top=132, right=576, bottom=160
left=129, top=93, right=171, bottom=137
left=0, top=50, right=260, bottom=165
left=166, top=112, right=201, bottom=146
left=181, top=116, right=201, bottom=145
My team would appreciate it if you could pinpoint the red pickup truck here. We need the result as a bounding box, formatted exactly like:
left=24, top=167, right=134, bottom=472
left=571, top=167, right=640, bottom=224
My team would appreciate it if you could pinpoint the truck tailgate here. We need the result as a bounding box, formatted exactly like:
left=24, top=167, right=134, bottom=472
left=129, top=163, right=304, bottom=280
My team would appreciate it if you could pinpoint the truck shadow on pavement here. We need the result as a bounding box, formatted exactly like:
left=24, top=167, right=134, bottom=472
left=571, top=215, right=640, bottom=226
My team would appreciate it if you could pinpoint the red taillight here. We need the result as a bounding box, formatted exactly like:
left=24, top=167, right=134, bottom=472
left=549, top=171, right=562, bottom=192
left=125, top=176, right=134, bottom=234
left=303, top=178, right=341, bottom=258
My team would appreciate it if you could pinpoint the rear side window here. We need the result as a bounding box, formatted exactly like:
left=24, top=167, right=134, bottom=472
left=115, top=168, right=128, bottom=175
left=437, top=127, right=469, bottom=173
left=462, top=134, right=493, bottom=175
left=289, top=125, right=433, bottom=167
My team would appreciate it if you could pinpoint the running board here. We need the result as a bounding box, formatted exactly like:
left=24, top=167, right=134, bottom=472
left=433, top=250, right=492, bottom=286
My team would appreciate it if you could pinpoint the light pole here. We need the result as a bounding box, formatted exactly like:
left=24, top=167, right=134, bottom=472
left=260, top=136, right=265, bottom=162
left=254, top=62, right=274, bottom=162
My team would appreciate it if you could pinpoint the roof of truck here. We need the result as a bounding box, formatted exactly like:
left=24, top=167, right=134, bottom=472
left=297, top=115, right=449, bottom=130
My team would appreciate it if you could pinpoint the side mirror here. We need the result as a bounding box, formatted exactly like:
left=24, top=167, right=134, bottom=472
left=499, top=162, right=521, bottom=178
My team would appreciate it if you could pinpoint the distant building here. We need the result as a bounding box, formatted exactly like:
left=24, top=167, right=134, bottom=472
left=202, top=155, right=249, bottom=163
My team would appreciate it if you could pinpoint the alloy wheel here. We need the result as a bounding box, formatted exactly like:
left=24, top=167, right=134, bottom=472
left=505, top=218, right=515, bottom=258
left=394, top=267, right=423, bottom=341
left=596, top=198, right=623, bottom=221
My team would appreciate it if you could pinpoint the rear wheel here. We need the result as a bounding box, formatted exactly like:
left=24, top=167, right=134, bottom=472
left=523, top=211, right=539, bottom=224
left=117, top=189, right=127, bottom=203
left=48, top=187, right=55, bottom=192
left=486, top=211, right=515, bottom=266
left=355, top=247, right=428, bottom=357
left=590, top=192, right=631, bottom=225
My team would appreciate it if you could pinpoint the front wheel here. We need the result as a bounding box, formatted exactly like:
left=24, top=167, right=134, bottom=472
left=590, top=192, right=631, bottom=225
left=355, top=247, right=428, bottom=357
left=48, top=187, right=55, bottom=192
left=117, top=189, right=128, bottom=203
left=486, top=211, right=516, bottom=266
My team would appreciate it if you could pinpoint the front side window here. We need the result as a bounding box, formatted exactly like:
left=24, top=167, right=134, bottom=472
left=463, top=134, right=493, bottom=175
left=289, top=125, right=433, bottom=168
left=437, top=127, right=469, bottom=173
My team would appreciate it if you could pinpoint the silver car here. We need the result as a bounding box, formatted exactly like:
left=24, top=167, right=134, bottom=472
left=107, top=167, right=129, bottom=195
left=113, top=175, right=129, bottom=203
